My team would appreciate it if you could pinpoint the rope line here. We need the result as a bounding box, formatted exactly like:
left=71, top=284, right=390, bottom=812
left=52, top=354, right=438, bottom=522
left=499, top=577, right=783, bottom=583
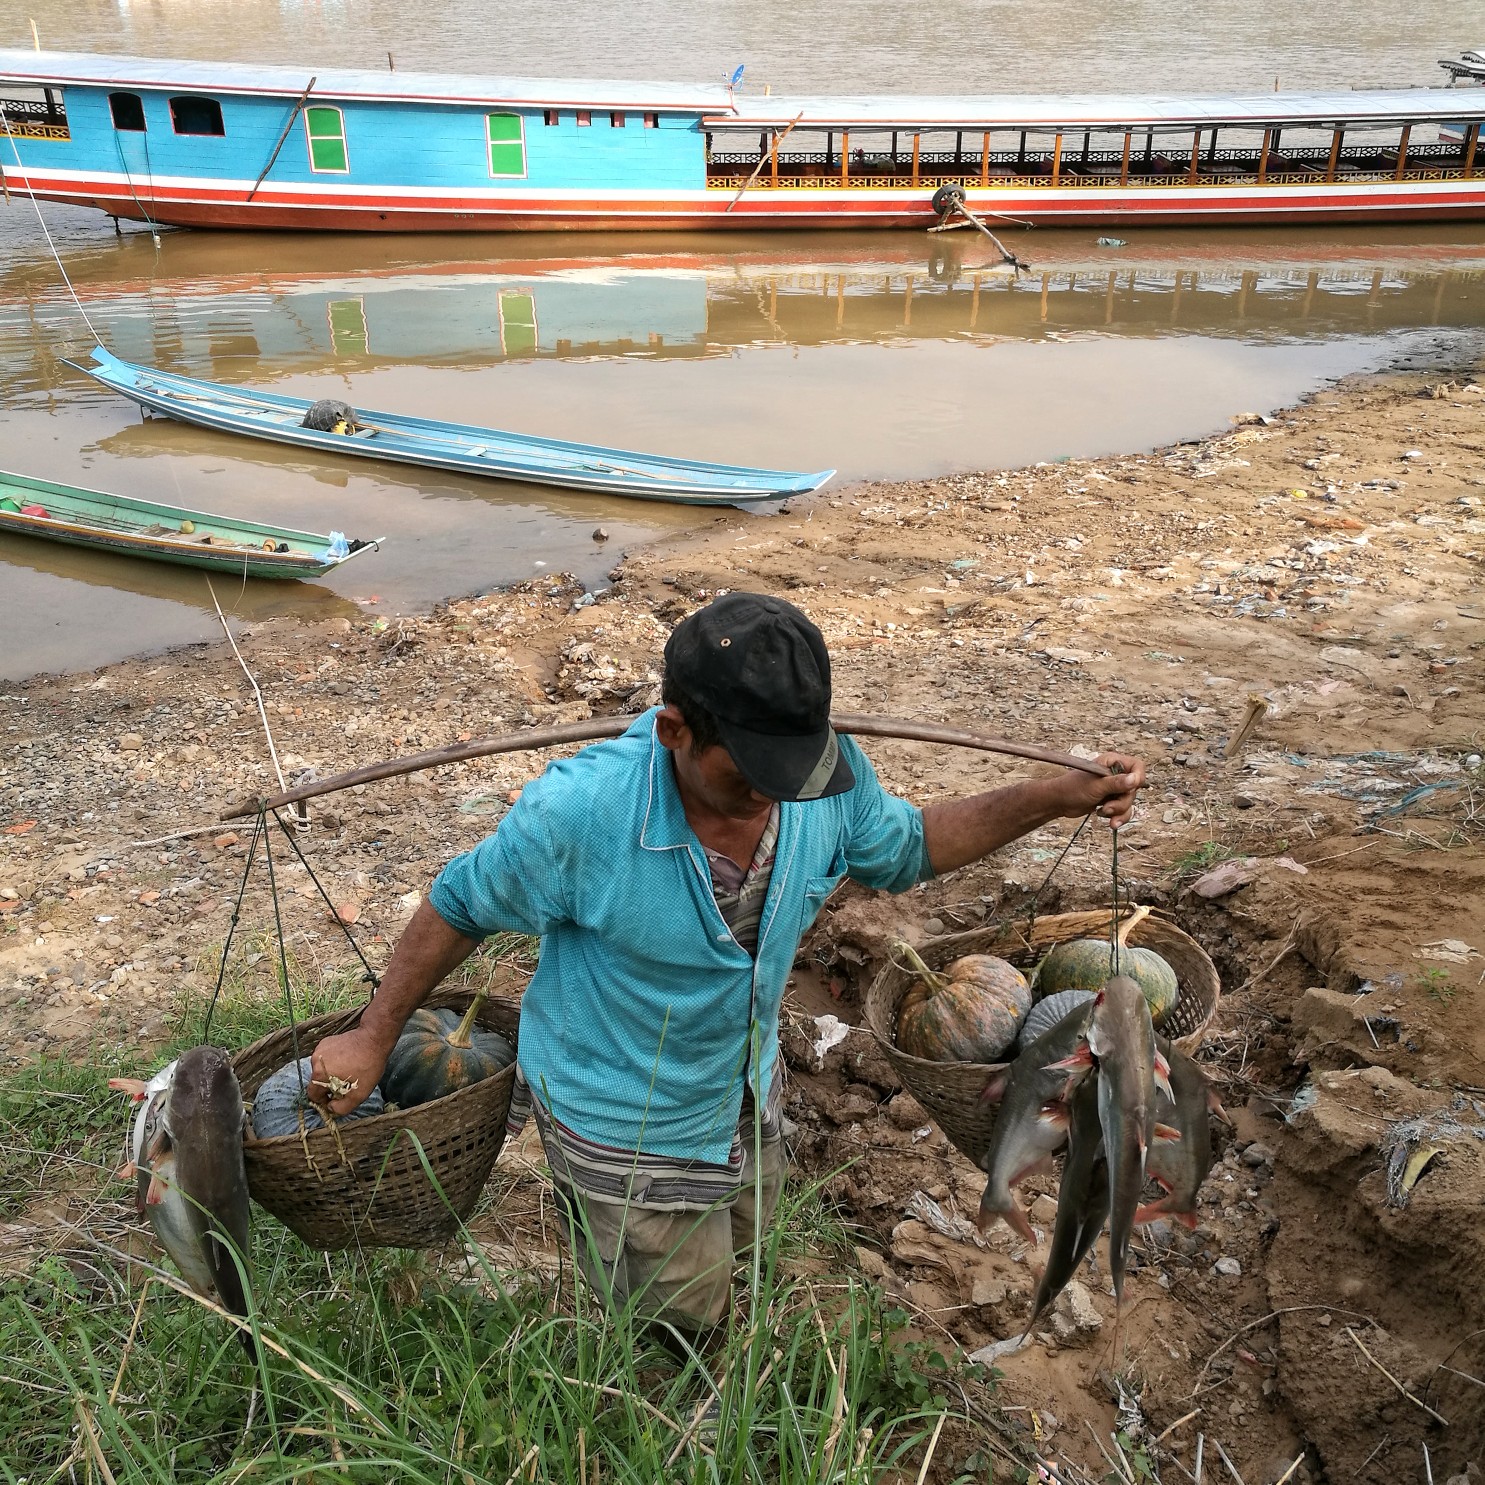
left=270, top=807, right=382, bottom=991
left=202, top=808, right=265, bottom=1043
left=1023, top=810, right=1093, bottom=950
left=262, top=808, right=307, bottom=1103
left=0, top=102, right=104, bottom=345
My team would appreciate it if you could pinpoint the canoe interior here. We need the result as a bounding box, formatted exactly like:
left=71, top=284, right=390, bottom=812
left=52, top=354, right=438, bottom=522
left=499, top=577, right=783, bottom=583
left=0, top=467, right=381, bottom=577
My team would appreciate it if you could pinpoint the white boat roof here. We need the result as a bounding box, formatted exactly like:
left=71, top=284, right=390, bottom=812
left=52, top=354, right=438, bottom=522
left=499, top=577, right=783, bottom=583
left=0, top=50, right=735, bottom=113
left=708, top=88, right=1485, bottom=132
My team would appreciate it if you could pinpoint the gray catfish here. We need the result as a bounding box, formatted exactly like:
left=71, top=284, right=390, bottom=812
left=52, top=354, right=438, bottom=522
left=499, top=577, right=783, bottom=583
left=1027, top=1074, right=1110, bottom=1331
left=1079, top=976, right=1174, bottom=1308
left=976, top=1000, right=1096, bottom=1242
left=1135, top=1037, right=1229, bottom=1230
left=113, top=1047, right=254, bottom=1346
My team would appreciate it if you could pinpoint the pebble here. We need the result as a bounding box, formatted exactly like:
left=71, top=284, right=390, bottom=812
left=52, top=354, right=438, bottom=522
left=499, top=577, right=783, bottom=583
left=1241, top=1142, right=1275, bottom=1168
left=1214, top=1256, right=1243, bottom=1278
left=118, top=733, right=143, bottom=751
left=1028, top=1194, right=1059, bottom=1225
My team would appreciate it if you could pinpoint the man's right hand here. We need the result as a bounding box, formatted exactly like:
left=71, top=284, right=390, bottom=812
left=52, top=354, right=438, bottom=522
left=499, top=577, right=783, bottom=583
left=309, top=1027, right=394, bottom=1117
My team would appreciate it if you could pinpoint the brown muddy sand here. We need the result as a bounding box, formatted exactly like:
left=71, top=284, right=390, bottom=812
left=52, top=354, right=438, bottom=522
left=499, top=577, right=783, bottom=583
left=2, top=344, right=1483, bottom=1483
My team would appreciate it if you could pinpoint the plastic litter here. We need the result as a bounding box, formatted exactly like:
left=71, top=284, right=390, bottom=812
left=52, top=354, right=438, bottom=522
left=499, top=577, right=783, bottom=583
left=325, top=530, right=350, bottom=560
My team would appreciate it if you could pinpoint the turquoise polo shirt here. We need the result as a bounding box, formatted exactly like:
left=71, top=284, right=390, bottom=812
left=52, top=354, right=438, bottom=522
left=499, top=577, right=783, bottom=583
left=429, top=709, right=932, bottom=1164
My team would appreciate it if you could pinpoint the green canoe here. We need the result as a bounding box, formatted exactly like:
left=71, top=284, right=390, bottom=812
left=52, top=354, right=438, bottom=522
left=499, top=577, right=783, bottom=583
left=0, top=468, right=382, bottom=579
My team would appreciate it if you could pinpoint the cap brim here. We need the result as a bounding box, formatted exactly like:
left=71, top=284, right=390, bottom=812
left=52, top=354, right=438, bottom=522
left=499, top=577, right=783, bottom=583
left=715, top=718, right=855, bottom=802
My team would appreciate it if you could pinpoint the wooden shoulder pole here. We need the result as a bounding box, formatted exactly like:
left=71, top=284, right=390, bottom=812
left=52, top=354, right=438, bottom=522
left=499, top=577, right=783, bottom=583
left=222, top=713, right=1112, bottom=819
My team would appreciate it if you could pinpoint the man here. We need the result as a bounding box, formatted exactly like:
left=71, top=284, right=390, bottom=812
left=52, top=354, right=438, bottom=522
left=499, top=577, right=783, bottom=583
left=311, top=592, right=1145, bottom=1333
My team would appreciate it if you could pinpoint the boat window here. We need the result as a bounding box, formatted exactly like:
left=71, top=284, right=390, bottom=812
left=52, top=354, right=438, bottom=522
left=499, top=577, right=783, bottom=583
left=328, top=298, right=369, bottom=356
left=544, top=109, right=559, bottom=126
left=611, top=111, right=626, bottom=127
left=644, top=112, right=659, bottom=128
left=305, top=105, right=349, bottom=173
left=499, top=291, right=538, bottom=356
left=576, top=110, right=591, bottom=127
left=168, top=95, right=225, bottom=137
left=109, top=92, right=146, bottom=132
left=486, top=112, right=526, bottom=176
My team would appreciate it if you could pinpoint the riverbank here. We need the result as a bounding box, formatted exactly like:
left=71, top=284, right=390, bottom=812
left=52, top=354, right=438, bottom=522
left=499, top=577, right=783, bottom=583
left=2, top=348, right=1483, bottom=1479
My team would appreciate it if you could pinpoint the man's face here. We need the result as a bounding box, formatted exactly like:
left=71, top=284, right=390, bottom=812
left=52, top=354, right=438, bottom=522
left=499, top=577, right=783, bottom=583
left=657, top=707, right=775, bottom=821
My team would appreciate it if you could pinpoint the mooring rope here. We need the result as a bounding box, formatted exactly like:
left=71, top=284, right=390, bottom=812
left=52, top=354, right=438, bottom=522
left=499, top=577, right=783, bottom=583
left=0, top=101, right=104, bottom=345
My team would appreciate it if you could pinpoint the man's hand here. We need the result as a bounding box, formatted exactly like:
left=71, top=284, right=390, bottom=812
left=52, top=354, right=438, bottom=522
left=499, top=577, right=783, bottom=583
left=921, top=752, right=1150, bottom=874
left=309, top=1027, right=394, bottom=1117
left=305, top=898, right=483, bottom=1116
left=1043, top=752, right=1146, bottom=829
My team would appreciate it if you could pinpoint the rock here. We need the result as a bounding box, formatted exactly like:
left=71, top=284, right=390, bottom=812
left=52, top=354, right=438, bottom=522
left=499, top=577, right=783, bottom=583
left=1060, top=1278, right=1103, bottom=1333
left=853, top=1246, right=887, bottom=1279
left=1214, top=1256, right=1242, bottom=1278
left=212, top=832, right=239, bottom=849
left=1028, top=1194, right=1059, bottom=1225
left=886, top=1092, right=928, bottom=1131
left=972, top=1277, right=1009, bottom=1307
left=118, top=733, right=143, bottom=751
left=1241, top=1142, right=1275, bottom=1168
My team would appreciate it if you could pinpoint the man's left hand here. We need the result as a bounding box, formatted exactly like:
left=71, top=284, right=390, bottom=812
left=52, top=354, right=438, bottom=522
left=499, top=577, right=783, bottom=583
left=1046, top=752, right=1146, bottom=829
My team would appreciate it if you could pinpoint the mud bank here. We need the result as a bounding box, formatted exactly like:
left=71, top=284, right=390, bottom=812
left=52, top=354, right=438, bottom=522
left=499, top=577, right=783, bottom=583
left=2, top=348, right=1483, bottom=1482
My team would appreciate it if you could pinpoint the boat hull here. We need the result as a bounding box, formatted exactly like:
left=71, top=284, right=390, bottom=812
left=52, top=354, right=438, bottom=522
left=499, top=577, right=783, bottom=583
left=0, top=468, right=379, bottom=578
left=75, top=349, right=832, bottom=503
left=16, top=175, right=1485, bottom=231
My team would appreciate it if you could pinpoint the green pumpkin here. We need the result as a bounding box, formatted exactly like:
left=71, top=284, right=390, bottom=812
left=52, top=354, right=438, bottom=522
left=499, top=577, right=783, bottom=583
left=380, top=996, right=516, bottom=1109
left=1035, top=913, right=1179, bottom=1025
left=894, top=940, right=1031, bottom=1063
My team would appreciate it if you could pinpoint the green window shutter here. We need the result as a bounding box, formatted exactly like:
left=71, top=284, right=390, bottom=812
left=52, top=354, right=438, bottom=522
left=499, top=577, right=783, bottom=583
left=306, top=106, right=348, bottom=173
left=487, top=112, right=526, bottom=177
left=499, top=292, right=537, bottom=355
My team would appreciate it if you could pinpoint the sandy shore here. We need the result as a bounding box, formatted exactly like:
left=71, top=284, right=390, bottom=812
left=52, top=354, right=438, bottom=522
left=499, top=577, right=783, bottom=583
left=2, top=348, right=1483, bottom=1479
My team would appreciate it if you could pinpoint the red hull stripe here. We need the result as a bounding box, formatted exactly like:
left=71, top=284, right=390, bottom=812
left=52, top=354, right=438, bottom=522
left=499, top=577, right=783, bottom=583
left=10, top=171, right=1485, bottom=229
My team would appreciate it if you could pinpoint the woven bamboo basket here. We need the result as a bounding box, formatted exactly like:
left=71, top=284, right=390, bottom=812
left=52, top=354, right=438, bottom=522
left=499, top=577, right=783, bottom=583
left=233, top=987, right=519, bottom=1251
left=863, top=909, right=1219, bottom=1167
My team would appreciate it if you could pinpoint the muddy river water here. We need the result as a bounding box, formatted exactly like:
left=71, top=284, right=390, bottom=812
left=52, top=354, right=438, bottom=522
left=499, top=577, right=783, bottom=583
left=0, top=1, right=1482, bottom=679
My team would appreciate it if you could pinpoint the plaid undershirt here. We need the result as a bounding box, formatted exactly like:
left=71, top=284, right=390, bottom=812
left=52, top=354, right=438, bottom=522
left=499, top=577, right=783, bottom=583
left=508, top=806, right=784, bottom=1209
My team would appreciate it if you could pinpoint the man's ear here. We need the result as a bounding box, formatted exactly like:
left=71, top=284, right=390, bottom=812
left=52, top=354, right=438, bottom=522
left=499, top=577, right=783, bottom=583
left=654, top=705, right=689, bottom=753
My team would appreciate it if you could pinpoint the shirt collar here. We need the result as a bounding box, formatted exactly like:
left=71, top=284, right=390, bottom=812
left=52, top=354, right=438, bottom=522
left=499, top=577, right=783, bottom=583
left=639, top=712, right=695, bottom=851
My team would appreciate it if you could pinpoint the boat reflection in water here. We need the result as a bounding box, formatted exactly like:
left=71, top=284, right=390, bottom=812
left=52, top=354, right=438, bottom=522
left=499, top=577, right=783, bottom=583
left=5, top=230, right=1485, bottom=394
left=5, top=226, right=1485, bottom=680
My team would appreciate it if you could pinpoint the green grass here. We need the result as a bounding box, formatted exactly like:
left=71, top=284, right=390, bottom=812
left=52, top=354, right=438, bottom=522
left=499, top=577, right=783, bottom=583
left=1168, top=840, right=1239, bottom=878
left=0, top=950, right=1006, bottom=1482
left=1418, top=966, right=1456, bottom=1006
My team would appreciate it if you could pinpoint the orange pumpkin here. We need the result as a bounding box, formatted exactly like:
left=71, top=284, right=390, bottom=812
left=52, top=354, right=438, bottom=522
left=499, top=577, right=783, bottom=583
left=894, top=941, right=1031, bottom=1063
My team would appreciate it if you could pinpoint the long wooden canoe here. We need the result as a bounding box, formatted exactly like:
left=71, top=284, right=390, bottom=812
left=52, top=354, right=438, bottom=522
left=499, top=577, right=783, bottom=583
left=0, top=468, right=382, bottom=578
left=74, top=347, right=835, bottom=504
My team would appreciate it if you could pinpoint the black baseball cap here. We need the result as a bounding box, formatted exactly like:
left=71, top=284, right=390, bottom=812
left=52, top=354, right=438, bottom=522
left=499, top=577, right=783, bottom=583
left=663, top=592, right=855, bottom=802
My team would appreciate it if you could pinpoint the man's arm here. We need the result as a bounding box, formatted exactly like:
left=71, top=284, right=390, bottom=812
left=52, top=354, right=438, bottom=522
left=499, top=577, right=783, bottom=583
left=921, top=754, right=1145, bottom=875
left=309, top=899, right=480, bottom=1115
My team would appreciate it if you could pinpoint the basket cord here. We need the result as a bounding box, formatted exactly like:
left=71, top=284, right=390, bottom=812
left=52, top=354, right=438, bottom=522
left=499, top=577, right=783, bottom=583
left=1106, top=761, right=1126, bottom=975
left=261, top=808, right=307, bottom=1104
left=269, top=807, right=382, bottom=992
left=1022, top=810, right=1093, bottom=951
left=203, top=807, right=267, bottom=1044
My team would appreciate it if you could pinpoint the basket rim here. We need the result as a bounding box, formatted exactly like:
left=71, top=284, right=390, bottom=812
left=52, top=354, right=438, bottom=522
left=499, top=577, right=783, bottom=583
left=234, top=989, right=520, bottom=1145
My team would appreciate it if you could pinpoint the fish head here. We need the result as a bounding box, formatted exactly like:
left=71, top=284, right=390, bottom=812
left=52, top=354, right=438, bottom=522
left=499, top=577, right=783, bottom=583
left=1088, top=975, right=1153, bottom=1063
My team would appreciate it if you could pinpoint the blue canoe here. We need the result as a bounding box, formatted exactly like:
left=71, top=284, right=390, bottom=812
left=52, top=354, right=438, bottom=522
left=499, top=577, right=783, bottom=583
left=73, top=347, right=834, bottom=505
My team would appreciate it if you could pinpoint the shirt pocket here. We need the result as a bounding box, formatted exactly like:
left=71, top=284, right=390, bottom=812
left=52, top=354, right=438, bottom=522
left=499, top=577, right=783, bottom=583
left=799, top=872, right=844, bottom=930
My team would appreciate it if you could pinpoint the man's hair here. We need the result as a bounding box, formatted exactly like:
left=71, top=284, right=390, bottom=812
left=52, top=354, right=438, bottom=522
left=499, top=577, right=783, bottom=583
left=661, top=669, right=724, bottom=753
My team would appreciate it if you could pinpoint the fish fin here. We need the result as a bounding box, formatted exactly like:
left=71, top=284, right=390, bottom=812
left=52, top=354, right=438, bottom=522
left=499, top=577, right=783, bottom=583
left=1036, top=1101, right=1070, bottom=1129
left=1005, top=1201, right=1039, bottom=1246
left=145, top=1170, right=168, bottom=1205
left=144, top=1129, right=170, bottom=1165
left=980, top=1069, right=1011, bottom=1105
left=108, top=1077, right=148, bottom=1101
left=1154, top=1123, right=1182, bottom=1143
left=1048, top=1045, right=1095, bottom=1073
left=1153, top=1054, right=1174, bottom=1102
left=1134, top=1199, right=1170, bottom=1225
left=1208, top=1092, right=1234, bottom=1127
left=1173, top=1210, right=1200, bottom=1230
left=115, top=1159, right=136, bottom=1181
left=1010, top=1152, right=1057, bottom=1186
